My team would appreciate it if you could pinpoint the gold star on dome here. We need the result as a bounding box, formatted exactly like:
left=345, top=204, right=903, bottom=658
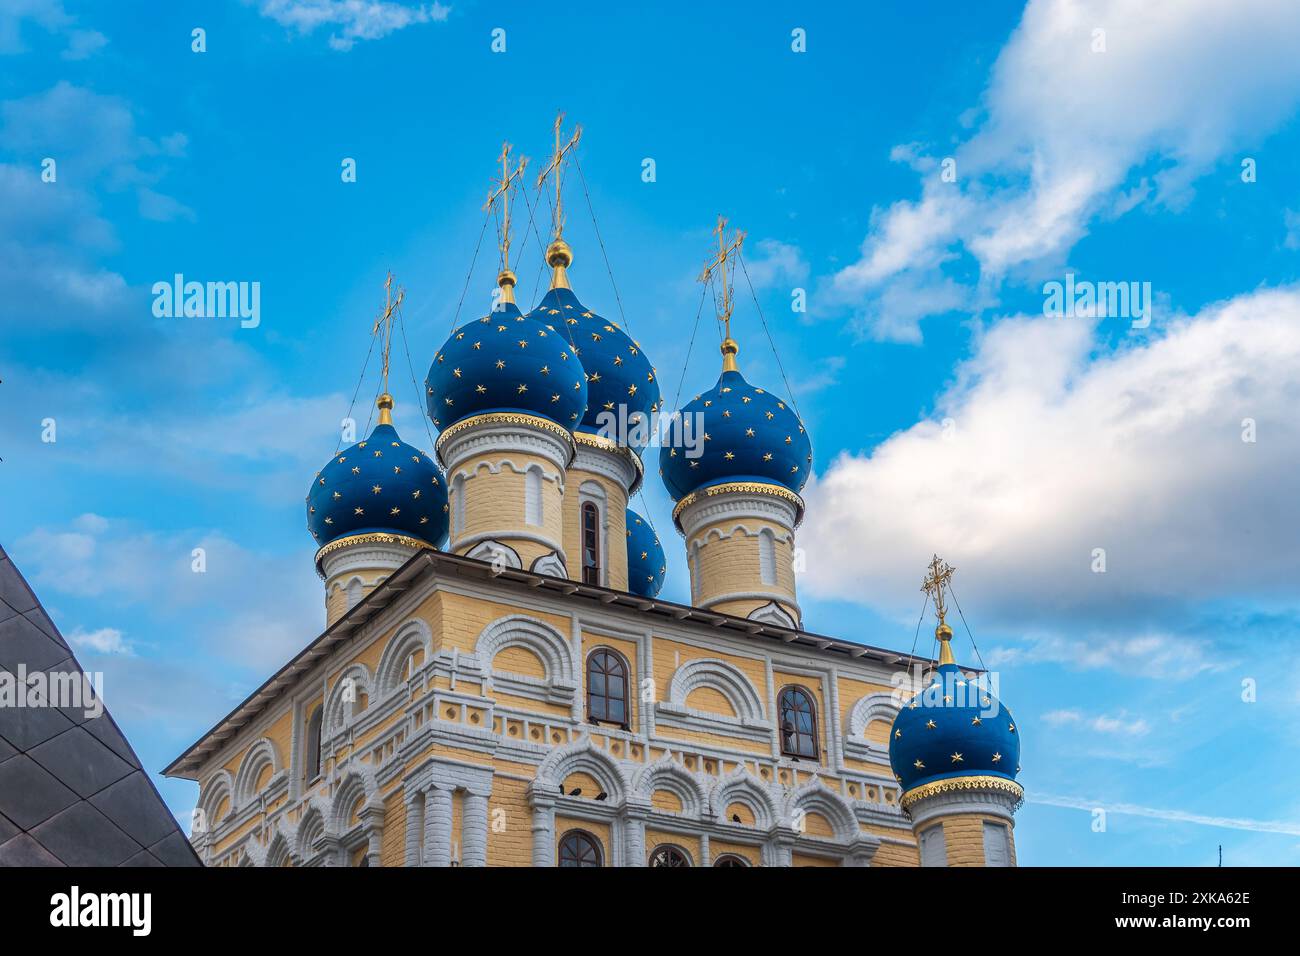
left=913, top=759, right=925, bottom=770
left=1008, top=723, right=1016, bottom=733
left=603, top=401, right=614, bottom=411
left=351, top=467, right=360, bottom=475
left=894, top=729, right=902, bottom=739
left=517, top=384, right=528, bottom=394
left=785, top=436, right=792, bottom=444
left=337, top=456, right=347, bottom=463
left=476, top=385, right=487, bottom=393
left=745, top=428, right=755, bottom=437
left=640, top=551, right=648, bottom=560
left=539, top=365, right=550, bottom=375
left=420, top=516, right=429, bottom=524
left=455, top=332, right=464, bottom=340
left=495, top=360, right=506, bottom=369
left=372, top=485, right=382, bottom=494
left=497, top=325, right=507, bottom=332
left=318, top=477, right=325, bottom=485
left=551, top=394, right=560, bottom=402
left=324, top=516, right=332, bottom=524
left=724, top=451, right=735, bottom=460
left=390, top=507, right=400, bottom=516
left=950, top=752, right=963, bottom=763
left=722, top=410, right=731, bottom=418
left=412, top=490, right=421, bottom=499
left=453, top=368, right=462, bottom=377
left=354, top=507, right=364, bottom=515
left=926, top=719, right=937, bottom=730
left=613, top=356, right=623, bottom=366
left=518, top=340, right=528, bottom=349
left=393, top=466, right=402, bottom=475
left=444, top=398, right=454, bottom=406
left=472, top=342, right=482, bottom=350
left=971, top=717, right=982, bottom=726
left=762, top=453, right=772, bottom=461
left=991, top=752, right=1002, bottom=763
left=332, top=491, right=341, bottom=499
left=628, top=384, right=638, bottom=396
left=741, top=396, right=751, bottom=403
left=689, top=461, right=699, bottom=468
left=588, top=372, right=601, bottom=382
left=591, top=332, right=602, bottom=342
left=721, top=386, right=731, bottom=393
left=765, top=411, right=774, bottom=420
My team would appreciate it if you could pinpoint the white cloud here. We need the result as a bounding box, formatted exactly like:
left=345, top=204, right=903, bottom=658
left=0, top=0, right=104, bottom=59
left=826, top=0, right=1300, bottom=340
left=68, top=625, right=132, bottom=655
left=739, top=238, right=809, bottom=292
left=1042, top=708, right=1150, bottom=736
left=1029, top=792, right=1300, bottom=836
left=800, top=287, right=1300, bottom=642
left=256, top=0, right=450, bottom=51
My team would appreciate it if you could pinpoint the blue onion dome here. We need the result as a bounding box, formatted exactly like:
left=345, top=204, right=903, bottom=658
left=889, top=627, right=1022, bottom=800
left=524, top=240, right=660, bottom=453
left=658, top=337, right=812, bottom=507
left=425, top=270, right=588, bottom=437
left=306, top=393, right=450, bottom=566
left=625, top=508, right=666, bottom=597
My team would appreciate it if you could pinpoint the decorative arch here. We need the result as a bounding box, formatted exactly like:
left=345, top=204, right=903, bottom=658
left=633, top=753, right=707, bottom=818
left=265, top=831, right=293, bottom=867
left=846, top=692, right=901, bottom=738
left=475, top=614, right=577, bottom=687
left=709, top=769, right=779, bottom=830
left=534, top=736, right=631, bottom=805
left=667, top=658, right=765, bottom=722
left=324, top=662, right=374, bottom=734
left=374, top=617, right=433, bottom=697
left=297, top=802, right=328, bottom=862
left=330, top=768, right=380, bottom=834
left=785, top=779, right=858, bottom=842
left=197, top=769, right=234, bottom=831
left=233, top=737, right=280, bottom=805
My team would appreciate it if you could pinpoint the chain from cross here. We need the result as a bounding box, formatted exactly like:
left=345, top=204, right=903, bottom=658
left=534, top=111, right=582, bottom=242
left=483, top=141, right=529, bottom=275
left=698, top=215, right=746, bottom=339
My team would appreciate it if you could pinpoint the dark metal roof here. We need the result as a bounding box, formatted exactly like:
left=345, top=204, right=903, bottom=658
left=0, top=542, right=202, bottom=867
left=166, top=547, right=950, bottom=780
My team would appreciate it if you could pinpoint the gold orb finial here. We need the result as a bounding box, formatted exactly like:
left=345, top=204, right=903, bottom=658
left=377, top=392, right=394, bottom=426
left=546, top=239, right=573, bottom=289
left=497, top=268, right=517, bottom=304
left=721, top=336, right=740, bottom=373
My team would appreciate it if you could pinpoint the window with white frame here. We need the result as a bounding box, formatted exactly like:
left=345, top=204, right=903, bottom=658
left=524, top=466, right=543, bottom=526
left=758, top=528, right=777, bottom=586
left=983, top=821, right=1011, bottom=866
left=919, top=824, right=947, bottom=867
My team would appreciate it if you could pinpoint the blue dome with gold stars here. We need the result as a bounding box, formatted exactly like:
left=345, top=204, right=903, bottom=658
left=525, top=264, right=658, bottom=451
left=425, top=279, right=588, bottom=435
left=659, top=341, right=812, bottom=503
left=306, top=395, right=449, bottom=556
left=889, top=640, right=1021, bottom=796
left=625, top=508, right=665, bottom=598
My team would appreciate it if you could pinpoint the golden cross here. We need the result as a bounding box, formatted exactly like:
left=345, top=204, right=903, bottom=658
left=920, top=554, right=956, bottom=627
left=534, top=111, right=582, bottom=241
left=698, top=215, right=746, bottom=340
left=371, top=271, right=404, bottom=398
left=484, top=142, right=529, bottom=275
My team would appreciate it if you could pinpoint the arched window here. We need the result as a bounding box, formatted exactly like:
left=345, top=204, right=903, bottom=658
left=690, top=543, right=701, bottom=601
left=581, top=502, right=601, bottom=585
left=649, top=845, right=691, bottom=867
left=345, top=578, right=363, bottom=610
left=758, top=529, right=777, bottom=586
left=524, top=466, right=543, bottom=526
left=777, top=685, right=819, bottom=760
left=558, top=830, right=602, bottom=867
left=304, top=706, right=323, bottom=784
left=714, top=854, right=750, bottom=868
left=586, top=648, right=628, bottom=727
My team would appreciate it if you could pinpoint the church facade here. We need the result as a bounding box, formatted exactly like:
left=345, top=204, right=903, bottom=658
left=164, top=130, right=1024, bottom=868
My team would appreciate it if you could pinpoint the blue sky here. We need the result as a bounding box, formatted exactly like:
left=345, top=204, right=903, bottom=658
left=3, top=0, right=1300, bottom=865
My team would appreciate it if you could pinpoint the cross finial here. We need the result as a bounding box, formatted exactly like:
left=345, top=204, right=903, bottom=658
left=535, top=111, right=582, bottom=244
left=371, top=272, right=404, bottom=424
left=484, top=142, right=529, bottom=299
left=698, top=215, right=746, bottom=371
left=921, top=554, right=957, bottom=664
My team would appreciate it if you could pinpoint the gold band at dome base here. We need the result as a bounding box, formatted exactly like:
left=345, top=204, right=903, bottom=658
left=900, top=775, right=1024, bottom=812
left=433, top=412, right=578, bottom=463
left=313, top=532, right=431, bottom=577
left=672, top=481, right=806, bottom=531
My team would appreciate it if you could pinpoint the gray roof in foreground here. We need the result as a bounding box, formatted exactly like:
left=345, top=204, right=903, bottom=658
left=0, top=541, right=201, bottom=867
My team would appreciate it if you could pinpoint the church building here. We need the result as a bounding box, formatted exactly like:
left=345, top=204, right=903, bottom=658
left=164, top=121, right=1024, bottom=867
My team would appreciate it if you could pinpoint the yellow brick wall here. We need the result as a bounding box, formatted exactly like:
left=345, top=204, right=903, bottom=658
left=689, top=513, right=797, bottom=620
left=710, top=839, right=761, bottom=867
left=871, top=842, right=921, bottom=866
left=486, top=776, right=533, bottom=866
left=381, top=791, right=405, bottom=866
left=493, top=644, right=547, bottom=678
left=453, top=454, right=565, bottom=567
left=931, top=813, right=987, bottom=867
